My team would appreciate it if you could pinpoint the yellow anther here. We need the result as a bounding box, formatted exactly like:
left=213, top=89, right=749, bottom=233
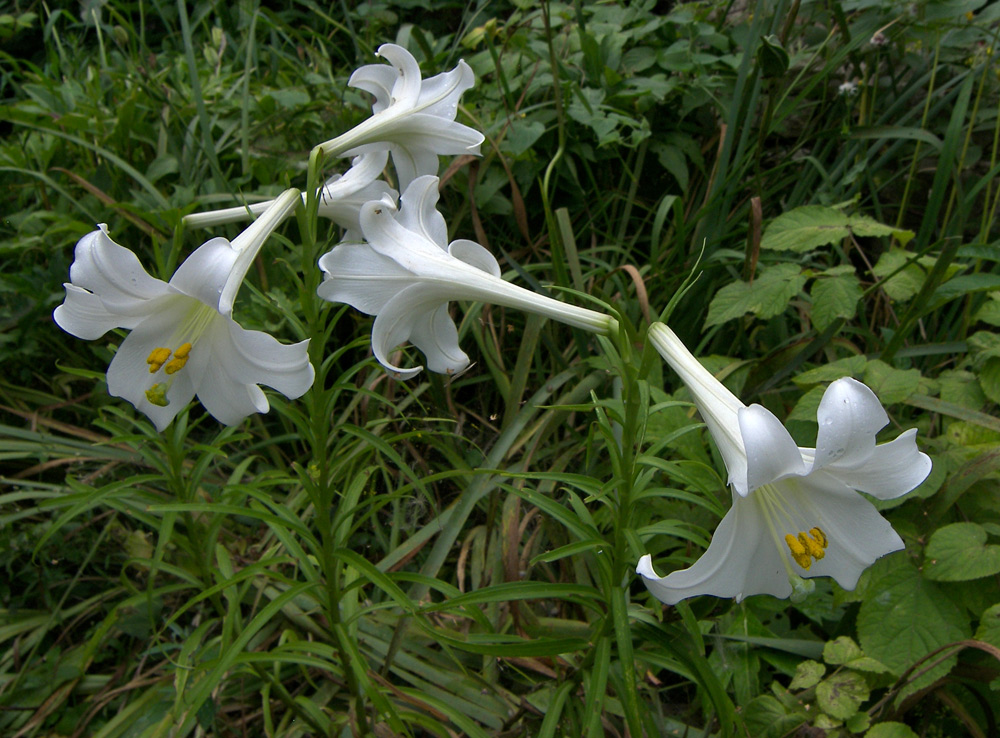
left=173, top=342, right=192, bottom=359
left=786, top=526, right=829, bottom=570
left=799, top=531, right=826, bottom=561
left=785, top=534, right=812, bottom=569
left=147, top=347, right=171, bottom=373
left=809, top=526, right=828, bottom=549
left=145, top=383, right=169, bottom=407
left=164, top=355, right=189, bottom=374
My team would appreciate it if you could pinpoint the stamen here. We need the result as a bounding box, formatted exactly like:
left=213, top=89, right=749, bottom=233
left=785, top=527, right=829, bottom=569
left=145, top=383, right=169, bottom=407
left=173, top=342, right=192, bottom=359
left=799, top=531, right=823, bottom=560
left=147, top=347, right=171, bottom=373
left=164, top=354, right=189, bottom=374
left=810, top=526, right=827, bottom=548
left=784, top=534, right=812, bottom=569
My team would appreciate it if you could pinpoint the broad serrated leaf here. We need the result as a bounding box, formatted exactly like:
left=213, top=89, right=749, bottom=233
left=705, top=263, right=805, bottom=327
left=811, top=274, right=862, bottom=331
left=864, top=723, right=919, bottom=738
left=742, top=695, right=808, bottom=738
left=924, top=522, right=1000, bottom=582
left=973, top=296, right=1000, bottom=326
left=816, top=670, right=869, bottom=720
left=974, top=603, right=1000, bottom=649
left=938, top=369, right=987, bottom=409
left=793, top=355, right=868, bottom=387
left=788, top=385, right=826, bottom=422
left=823, top=636, right=890, bottom=673
left=863, top=360, right=920, bottom=404
left=858, top=557, right=970, bottom=697
left=978, top=358, right=1000, bottom=404
left=789, top=659, right=825, bottom=690
left=823, top=636, right=862, bottom=664
left=871, top=249, right=929, bottom=301
left=762, top=205, right=911, bottom=253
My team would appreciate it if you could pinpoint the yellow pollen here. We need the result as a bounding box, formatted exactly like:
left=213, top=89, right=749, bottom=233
left=784, top=534, right=812, bottom=569
left=147, top=343, right=193, bottom=375
left=799, top=531, right=826, bottom=561
left=164, top=354, right=189, bottom=374
left=810, top=526, right=828, bottom=548
left=145, top=383, right=169, bottom=407
left=147, top=347, right=171, bottom=373
left=785, top=527, right=829, bottom=570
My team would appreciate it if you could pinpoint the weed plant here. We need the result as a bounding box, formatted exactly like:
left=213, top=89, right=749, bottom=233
left=1, top=1, right=999, bottom=736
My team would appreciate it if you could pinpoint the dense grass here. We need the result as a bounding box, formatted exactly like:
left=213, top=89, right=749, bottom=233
left=2, top=1, right=999, bottom=736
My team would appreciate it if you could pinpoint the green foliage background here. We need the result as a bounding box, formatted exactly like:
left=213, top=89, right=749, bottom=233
left=1, top=0, right=999, bottom=736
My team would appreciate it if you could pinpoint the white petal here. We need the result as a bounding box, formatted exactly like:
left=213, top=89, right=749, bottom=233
left=818, top=429, right=932, bottom=499
left=646, top=323, right=749, bottom=494
left=54, top=283, right=132, bottom=339
left=812, top=377, right=889, bottom=472
left=360, top=196, right=447, bottom=268
left=318, top=178, right=396, bottom=234
left=348, top=63, right=397, bottom=113
left=193, top=319, right=313, bottom=426
left=317, top=242, right=413, bottom=314
left=418, top=60, right=476, bottom=120
left=407, top=303, right=469, bottom=376
left=370, top=285, right=469, bottom=378
left=388, top=142, right=440, bottom=191
left=637, top=494, right=792, bottom=604
left=739, top=404, right=807, bottom=493
left=778, top=475, right=904, bottom=590
left=168, top=237, right=236, bottom=310
left=395, top=114, right=484, bottom=155
left=69, top=225, right=169, bottom=313
left=376, top=43, right=422, bottom=108
left=396, top=175, right=448, bottom=247
left=448, top=239, right=501, bottom=278
left=105, top=303, right=199, bottom=431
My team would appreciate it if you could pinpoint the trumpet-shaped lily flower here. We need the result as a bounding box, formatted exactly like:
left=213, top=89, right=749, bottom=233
left=637, top=322, right=932, bottom=603
left=183, top=151, right=394, bottom=239
left=316, top=44, right=484, bottom=188
left=54, top=190, right=314, bottom=431
left=317, top=175, right=615, bottom=379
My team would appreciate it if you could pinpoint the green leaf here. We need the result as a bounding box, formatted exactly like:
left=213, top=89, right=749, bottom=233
left=742, top=695, right=807, bottom=738
left=811, top=273, right=862, bottom=331
left=864, top=723, right=919, bottom=738
left=858, top=557, right=970, bottom=695
left=705, top=263, right=806, bottom=327
left=871, top=249, right=959, bottom=302
left=863, top=360, right=921, bottom=404
left=978, top=358, right=1000, bottom=404
left=793, top=355, right=868, bottom=387
left=506, top=119, right=545, bottom=157
left=757, top=34, right=789, bottom=78
left=789, top=659, right=825, bottom=689
left=816, top=670, right=869, bottom=720
left=924, top=523, right=1000, bottom=582
left=761, top=205, right=911, bottom=253
left=973, top=603, right=1000, bottom=649
left=847, top=711, right=872, bottom=733
left=823, top=636, right=891, bottom=673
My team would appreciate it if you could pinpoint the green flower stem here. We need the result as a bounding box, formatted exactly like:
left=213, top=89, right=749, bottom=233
left=299, top=146, right=370, bottom=732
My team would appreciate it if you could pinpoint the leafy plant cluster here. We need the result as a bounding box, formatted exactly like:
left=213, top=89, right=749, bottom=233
left=1, top=0, right=999, bottom=737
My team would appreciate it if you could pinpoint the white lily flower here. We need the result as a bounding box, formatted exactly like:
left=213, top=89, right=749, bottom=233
left=183, top=151, right=394, bottom=239
left=317, top=175, right=616, bottom=379
left=316, top=44, right=484, bottom=188
left=637, top=322, right=932, bottom=603
left=54, top=190, right=314, bottom=431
